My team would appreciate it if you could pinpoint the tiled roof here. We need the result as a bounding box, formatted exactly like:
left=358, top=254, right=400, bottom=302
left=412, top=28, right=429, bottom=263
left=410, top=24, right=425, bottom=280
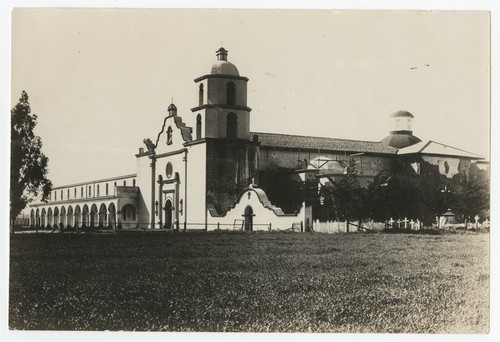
left=252, top=132, right=398, bottom=154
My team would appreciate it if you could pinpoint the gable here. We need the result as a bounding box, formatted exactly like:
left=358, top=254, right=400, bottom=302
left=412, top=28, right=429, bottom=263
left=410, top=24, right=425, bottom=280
left=398, top=140, right=482, bottom=159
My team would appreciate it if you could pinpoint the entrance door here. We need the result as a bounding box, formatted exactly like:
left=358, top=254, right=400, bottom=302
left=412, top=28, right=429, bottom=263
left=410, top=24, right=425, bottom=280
left=164, top=200, right=173, bottom=229
left=244, top=206, right=254, bottom=231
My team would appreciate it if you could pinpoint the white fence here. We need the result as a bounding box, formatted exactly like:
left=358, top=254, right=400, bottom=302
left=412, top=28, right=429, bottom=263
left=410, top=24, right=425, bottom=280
left=313, top=220, right=388, bottom=233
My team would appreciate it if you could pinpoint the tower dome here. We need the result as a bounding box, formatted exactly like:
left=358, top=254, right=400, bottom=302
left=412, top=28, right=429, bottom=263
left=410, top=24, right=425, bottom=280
left=381, top=110, right=421, bottom=148
left=211, top=47, right=240, bottom=76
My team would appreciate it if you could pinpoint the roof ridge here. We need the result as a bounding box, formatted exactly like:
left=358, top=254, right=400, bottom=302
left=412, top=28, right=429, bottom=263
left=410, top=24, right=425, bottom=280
left=251, top=131, right=383, bottom=144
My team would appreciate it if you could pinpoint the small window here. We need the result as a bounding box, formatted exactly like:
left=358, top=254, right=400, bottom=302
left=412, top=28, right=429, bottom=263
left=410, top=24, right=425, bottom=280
left=74, top=188, right=77, bottom=198
left=166, top=162, right=173, bottom=179
left=133, top=179, right=136, bottom=187
left=67, top=189, right=70, bottom=199
left=88, top=186, right=91, bottom=197
left=123, top=180, right=126, bottom=186
left=81, top=187, right=83, bottom=198
left=61, top=190, right=63, bottom=200
left=106, top=183, right=109, bottom=195
left=55, top=192, right=57, bottom=201
left=97, top=185, right=100, bottom=196
left=167, top=126, right=173, bottom=145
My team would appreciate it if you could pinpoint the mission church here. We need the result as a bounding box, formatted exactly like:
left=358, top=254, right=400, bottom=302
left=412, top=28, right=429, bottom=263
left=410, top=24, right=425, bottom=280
left=27, top=48, right=484, bottom=231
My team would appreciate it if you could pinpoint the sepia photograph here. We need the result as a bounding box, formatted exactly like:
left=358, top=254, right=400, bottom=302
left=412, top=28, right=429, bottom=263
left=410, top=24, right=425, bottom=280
left=3, top=1, right=498, bottom=339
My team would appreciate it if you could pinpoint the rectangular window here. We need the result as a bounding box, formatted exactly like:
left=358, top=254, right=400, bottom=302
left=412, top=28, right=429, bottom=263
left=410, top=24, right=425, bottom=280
left=81, top=187, right=83, bottom=198
left=67, top=189, right=70, bottom=199
left=61, top=190, right=63, bottom=200
left=89, top=186, right=91, bottom=197
left=123, top=180, right=126, bottom=186
left=106, top=183, right=109, bottom=195
left=97, top=185, right=100, bottom=196
left=74, top=188, right=77, bottom=198
left=55, top=192, right=57, bottom=201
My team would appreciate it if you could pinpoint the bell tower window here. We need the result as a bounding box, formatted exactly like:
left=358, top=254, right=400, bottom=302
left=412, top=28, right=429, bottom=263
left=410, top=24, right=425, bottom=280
left=226, top=112, right=237, bottom=139
left=196, top=114, right=202, bottom=140
left=226, top=82, right=236, bottom=106
left=199, top=83, right=204, bottom=106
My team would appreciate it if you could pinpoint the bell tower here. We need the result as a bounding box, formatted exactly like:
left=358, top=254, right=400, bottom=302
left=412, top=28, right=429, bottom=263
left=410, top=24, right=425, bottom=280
left=191, top=47, right=251, bottom=141
left=190, top=48, right=259, bottom=216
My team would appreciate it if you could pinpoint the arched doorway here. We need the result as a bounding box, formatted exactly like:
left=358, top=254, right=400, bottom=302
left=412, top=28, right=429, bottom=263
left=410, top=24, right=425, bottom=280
left=98, top=203, right=107, bottom=227
left=35, top=208, right=40, bottom=227
left=82, top=205, right=89, bottom=227
left=67, top=206, right=74, bottom=227
left=243, top=206, right=254, bottom=231
left=30, top=209, right=35, bottom=227
left=74, top=205, right=82, bottom=228
left=90, top=204, right=98, bottom=227
left=60, top=206, right=66, bottom=227
left=53, top=207, right=59, bottom=227
left=41, top=208, right=46, bottom=227
left=47, top=208, right=53, bottom=227
left=108, top=203, right=116, bottom=228
left=164, top=199, right=173, bottom=229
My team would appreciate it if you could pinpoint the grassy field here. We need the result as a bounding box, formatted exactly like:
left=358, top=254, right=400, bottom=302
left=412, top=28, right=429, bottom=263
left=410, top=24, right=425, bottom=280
left=9, top=230, right=489, bottom=333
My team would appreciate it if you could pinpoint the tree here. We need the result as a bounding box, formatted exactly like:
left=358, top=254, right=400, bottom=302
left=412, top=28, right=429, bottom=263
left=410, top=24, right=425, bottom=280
left=320, top=158, right=367, bottom=230
left=10, top=91, right=52, bottom=231
left=449, top=163, right=490, bottom=223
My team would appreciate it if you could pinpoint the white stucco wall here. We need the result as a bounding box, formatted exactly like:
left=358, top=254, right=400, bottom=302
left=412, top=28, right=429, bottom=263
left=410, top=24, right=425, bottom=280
left=207, top=186, right=305, bottom=231
left=186, top=143, right=207, bottom=227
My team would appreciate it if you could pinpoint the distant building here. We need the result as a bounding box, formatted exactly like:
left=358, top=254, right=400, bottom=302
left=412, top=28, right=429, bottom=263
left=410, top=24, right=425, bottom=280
left=26, top=48, right=485, bottom=230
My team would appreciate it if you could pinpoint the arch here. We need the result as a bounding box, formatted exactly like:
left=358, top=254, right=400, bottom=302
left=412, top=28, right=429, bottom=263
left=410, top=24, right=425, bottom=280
left=164, top=199, right=173, bottom=229
left=199, top=83, right=204, bottom=106
left=196, top=114, right=202, bottom=140
left=82, top=204, right=89, bottom=227
left=30, top=209, right=35, bottom=227
left=74, top=205, right=82, bottom=228
left=98, top=203, right=107, bottom=227
left=226, top=82, right=236, bottom=106
left=90, top=204, right=98, bottom=227
left=244, top=205, right=254, bottom=231
left=226, top=112, right=237, bottom=139
left=108, top=203, right=116, bottom=228
left=67, top=206, right=74, bottom=227
left=47, top=207, right=53, bottom=227
left=54, top=207, right=59, bottom=226
left=35, top=208, right=40, bottom=227
left=60, top=206, right=67, bottom=227
left=41, top=208, right=46, bottom=227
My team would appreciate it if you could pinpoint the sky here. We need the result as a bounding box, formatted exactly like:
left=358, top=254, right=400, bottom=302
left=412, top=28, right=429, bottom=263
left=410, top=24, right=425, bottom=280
left=9, top=8, right=491, bottom=188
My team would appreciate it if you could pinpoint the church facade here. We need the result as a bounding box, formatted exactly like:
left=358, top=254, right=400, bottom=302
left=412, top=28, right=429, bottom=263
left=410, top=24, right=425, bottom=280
left=27, top=48, right=485, bottom=231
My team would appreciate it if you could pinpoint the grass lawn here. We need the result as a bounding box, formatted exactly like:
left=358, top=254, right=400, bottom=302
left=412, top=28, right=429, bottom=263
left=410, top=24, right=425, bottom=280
left=9, top=230, right=489, bottom=332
